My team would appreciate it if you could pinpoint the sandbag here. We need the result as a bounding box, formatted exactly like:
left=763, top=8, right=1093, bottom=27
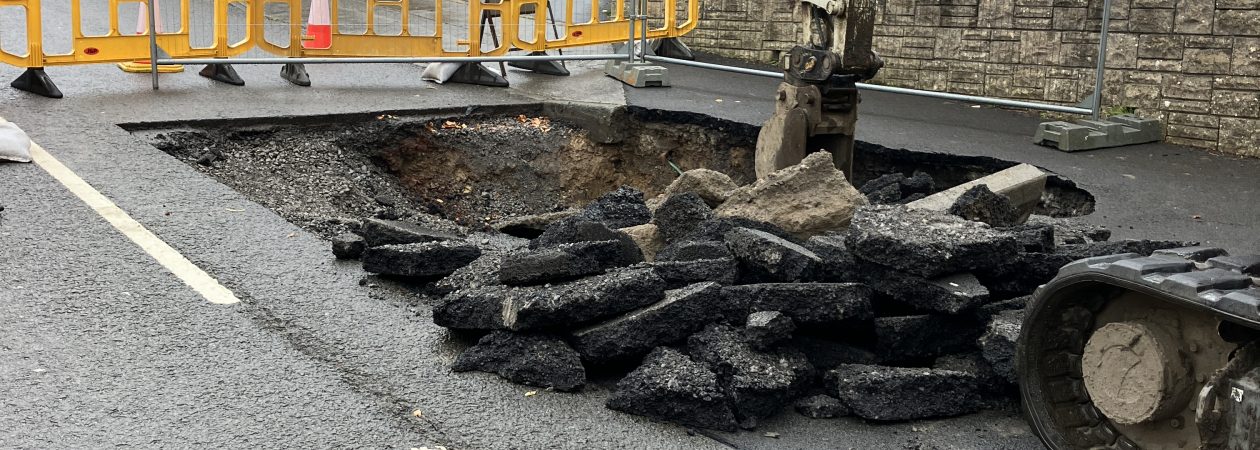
left=0, top=121, right=32, bottom=163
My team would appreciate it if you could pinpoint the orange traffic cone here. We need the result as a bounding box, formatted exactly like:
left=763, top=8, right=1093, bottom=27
left=303, top=0, right=332, bottom=49
left=118, top=2, right=184, bottom=73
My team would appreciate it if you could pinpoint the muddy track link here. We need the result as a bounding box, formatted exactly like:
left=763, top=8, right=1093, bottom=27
left=1017, top=247, right=1260, bottom=450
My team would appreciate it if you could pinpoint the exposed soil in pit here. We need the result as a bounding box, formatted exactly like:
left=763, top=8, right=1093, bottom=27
left=139, top=105, right=1094, bottom=239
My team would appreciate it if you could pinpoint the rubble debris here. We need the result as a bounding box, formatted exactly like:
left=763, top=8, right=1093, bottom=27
left=530, top=221, right=644, bottom=267
left=978, top=309, right=1024, bottom=384
left=657, top=240, right=733, bottom=262
left=664, top=168, right=740, bottom=207
left=652, top=193, right=716, bottom=243
left=434, top=253, right=508, bottom=294
left=794, top=394, right=850, bottom=419
left=948, top=184, right=1019, bottom=227
left=846, top=205, right=1019, bottom=278
left=361, top=241, right=482, bottom=278
left=826, top=364, right=984, bottom=421
left=503, top=267, right=666, bottom=331
left=652, top=258, right=739, bottom=289
left=858, top=171, right=935, bottom=205
left=745, top=311, right=795, bottom=350
left=688, top=324, right=815, bottom=423
left=874, top=315, right=981, bottom=362
left=606, top=347, right=739, bottom=431
left=1028, top=215, right=1111, bottom=245
left=790, top=335, right=880, bottom=370
left=492, top=209, right=579, bottom=239
left=716, top=152, right=868, bottom=236
left=619, top=223, right=664, bottom=262
left=1002, top=223, right=1055, bottom=253
left=805, top=234, right=861, bottom=282
left=497, top=240, right=627, bottom=286
left=682, top=216, right=799, bottom=244
left=855, top=266, right=991, bottom=315
left=571, top=282, right=724, bottom=364
left=452, top=331, right=586, bottom=392
left=721, top=283, right=873, bottom=325
left=360, top=218, right=460, bottom=247
left=331, top=233, right=366, bottom=259
left=725, top=227, right=822, bottom=282
left=907, top=163, right=1047, bottom=223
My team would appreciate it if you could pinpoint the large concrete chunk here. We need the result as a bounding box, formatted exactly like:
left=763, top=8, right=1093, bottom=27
left=978, top=309, right=1023, bottom=384
left=907, top=163, right=1046, bottom=223
left=716, top=151, right=868, bottom=236
left=452, top=331, right=586, bottom=392
left=360, top=218, right=460, bottom=247
left=725, top=227, right=821, bottom=282
left=571, top=282, right=724, bottom=364
left=875, top=315, right=982, bottom=362
left=503, top=267, right=667, bottom=331
left=721, top=283, right=873, bottom=325
left=619, top=223, right=663, bottom=262
left=846, top=205, right=1019, bottom=278
left=606, top=347, right=738, bottom=431
left=948, top=184, right=1019, bottom=228
left=856, top=266, right=991, bottom=314
left=497, top=240, right=626, bottom=286
left=826, top=364, right=984, bottom=421
left=651, top=258, right=738, bottom=290
left=688, top=324, right=815, bottom=423
left=652, top=192, right=716, bottom=243
left=664, top=168, right=740, bottom=208
left=361, top=241, right=481, bottom=278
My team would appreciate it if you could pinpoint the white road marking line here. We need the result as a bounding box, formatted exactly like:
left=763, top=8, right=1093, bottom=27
left=23, top=135, right=241, bottom=305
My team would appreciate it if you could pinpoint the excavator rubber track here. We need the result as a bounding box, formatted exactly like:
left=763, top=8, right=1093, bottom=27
left=1017, top=248, right=1260, bottom=450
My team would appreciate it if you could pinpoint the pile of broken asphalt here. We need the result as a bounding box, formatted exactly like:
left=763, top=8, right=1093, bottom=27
left=327, top=151, right=1191, bottom=432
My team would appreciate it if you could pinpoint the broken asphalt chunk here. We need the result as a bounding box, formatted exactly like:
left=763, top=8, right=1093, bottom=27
left=571, top=282, right=724, bottom=364
left=361, top=241, right=481, bottom=278
left=688, top=324, right=815, bottom=423
left=826, top=364, right=984, bottom=421
left=360, top=217, right=460, bottom=247
left=725, top=227, right=822, bottom=282
left=721, top=283, right=873, bottom=325
left=452, top=331, right=586, bottom=391
left=606, top=347, right=739, bottom=431
left=846, top=205, right=1019, bottom=278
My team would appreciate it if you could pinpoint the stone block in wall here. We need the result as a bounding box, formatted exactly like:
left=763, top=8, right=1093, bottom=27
left=1062, top=43, right=1098, bottom=67
left=1019, top=31, right=1062, bottom=65
left=1054, top=0, right=1088, bottom=7
left=1231, top=38, right=1260, bottom=76
left=1165, top=136, right=1216, bottom=149
left=1138, top=35, right=1185, bottom=60
left=1167, top=112, right=1221, bottom=128
left=1184, top=48, right=1233, bottom=74
left=1211, top=90, right=1260, bottom=117
left=1163, top=98, right=1213, bottom=113
left=1128, top=8, right=1175, bottom=33
left=979, top=0, right=1015, bottom=27
left=1061, top=31, right=1099, bottom=43
left=985, top=74, right=1014, bottom=96
left=935, top=29, right=964, bottom=56
left=1016, top=5, right=1054, bottom=17
left=1127, top=71, right=1163, bottom=84
left=1014, top=17, right=1055, bottom=28
left=990, top=41, right=1022, bottom=63
left=1013, top=66, right=1049, bottom=87
left=1046, top=78, right=1083, bottom=101
left=1139, top=59, right=1183, bottom=71
left=923, top=71, right=949, bottom=90
left=949, top=70, right=986, bottom=83
left=1186, top=36, right=1232, bottom=49
left=1215, top=75, right=1260, bottom=90
left=949, top=82, right=987, bottom=95
left=1215, top=0, right=1260, bottom=8
left=963, top=29, right=992, bottom=40
left=1106, top=34, right=1139, bottom=69
left=987, top=63, right=1017, bottom=75
left=884, top=14, right=918, bottom=25
left=942, top=5, right=979, bottom=16
left=886, top=0, right=917, bottom=15
left=1018, top=0, right=1053, bottom=6
left=1215, top=11, right=1260, bottom=37
left=916, top=5, right=944, bottom=25
left=1122, top=83, right=1162, bottom=109
left=1174, top=0, right=1214, bottom=34
left=1166, top=124, right=1218, bottom=141
left=1053, top=7, right=1089, bottom=30
left=1219, top=118, right=1260, bottom=157
left=1132, top=0, right=1173, bottom=7
left=943, top=15, right=980, bottom=26
left=1162, top=75, right=1214, bottom=100
left=1087, top=0, right=1131, bottom=20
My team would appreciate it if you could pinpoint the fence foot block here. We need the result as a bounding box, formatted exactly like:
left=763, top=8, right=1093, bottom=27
left=652, top=38, right=694, bottom=61
left=11, top=68, right=63, bottom=99
left=199, top=64, right=245, bottom=86
left=605, top=60, right=670, bottom=88
left=449, top=62, right=509, bottom=87
left=281, top=63, right=311, bottom=87
left=508, top=51, right=570, bottom=76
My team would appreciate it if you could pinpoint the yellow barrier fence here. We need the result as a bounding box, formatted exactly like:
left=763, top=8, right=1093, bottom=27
left=0, top=0, right=698, bottom=96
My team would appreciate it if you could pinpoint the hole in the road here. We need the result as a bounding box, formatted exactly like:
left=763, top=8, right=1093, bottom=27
left=130, top=105, right=1094, bottom=238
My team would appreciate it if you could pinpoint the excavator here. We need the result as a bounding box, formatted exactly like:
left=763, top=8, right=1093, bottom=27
left=755, top=2, right=1260, bottom=449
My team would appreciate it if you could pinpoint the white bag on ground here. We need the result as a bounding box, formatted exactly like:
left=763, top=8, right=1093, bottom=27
left=421, top=62, right=462, bottom=84
left=0, top=121, right=32, bottom=163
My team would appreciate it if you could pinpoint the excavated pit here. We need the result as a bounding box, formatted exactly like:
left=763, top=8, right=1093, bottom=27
left=134, top=104, right=1095, bottom=240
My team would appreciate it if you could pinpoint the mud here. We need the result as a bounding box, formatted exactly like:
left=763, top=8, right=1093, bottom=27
left=139, top=105, right=1095, bottom=240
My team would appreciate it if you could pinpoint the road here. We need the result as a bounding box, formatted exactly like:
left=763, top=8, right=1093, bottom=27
left=1, top=4, right=1257, bottom=450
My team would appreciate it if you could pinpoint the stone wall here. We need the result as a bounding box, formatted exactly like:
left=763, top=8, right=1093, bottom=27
left=679, top=0, right=1260, bottom=157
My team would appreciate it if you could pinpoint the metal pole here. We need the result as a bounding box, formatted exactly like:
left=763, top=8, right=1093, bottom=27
left=157, top=54, right=630, bottom=65
left=147, top=0, right=160, bottom=90
left=639, top=0, right=648, bottom=62
left=626, top=0, right=636, bottom=61
left=1091, top=0, right=1112, bottom=120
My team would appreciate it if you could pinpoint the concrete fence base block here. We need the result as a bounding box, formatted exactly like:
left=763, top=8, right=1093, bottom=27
left=605, top=60, right=670, bottom=88
left=1033, top=115, right=1162, bottom=152
left=906, top=163, right=1047, bottom=223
